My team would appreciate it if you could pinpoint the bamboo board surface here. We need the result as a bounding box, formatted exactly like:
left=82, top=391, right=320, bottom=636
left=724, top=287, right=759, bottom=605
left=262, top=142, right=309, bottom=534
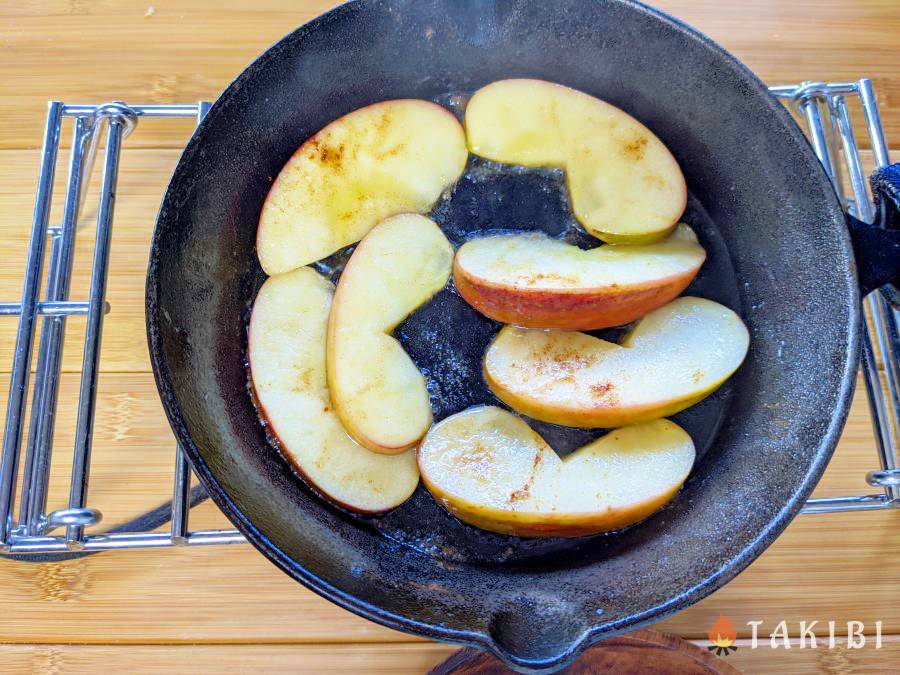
left=1, top=1, right=900, bottom=150
left=1, top=1, right=900, bottom=673
left=0, top=640, right=897, bottom=675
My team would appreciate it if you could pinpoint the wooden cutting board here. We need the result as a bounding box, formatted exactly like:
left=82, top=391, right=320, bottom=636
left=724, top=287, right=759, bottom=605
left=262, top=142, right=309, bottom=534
left=1, top=1, right=899, bottom=673
left=430, top=631, right=741, bottom=675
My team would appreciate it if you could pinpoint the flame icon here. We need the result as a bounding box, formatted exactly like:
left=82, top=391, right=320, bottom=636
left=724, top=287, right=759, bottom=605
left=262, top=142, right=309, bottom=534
left=707, top=614, right=739, bottom=656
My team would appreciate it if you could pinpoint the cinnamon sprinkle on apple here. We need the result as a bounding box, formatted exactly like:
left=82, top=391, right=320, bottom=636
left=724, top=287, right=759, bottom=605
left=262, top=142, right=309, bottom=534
left=623, top=135, right=649, bottom=160
left=590, top=382, right=614, bottom=397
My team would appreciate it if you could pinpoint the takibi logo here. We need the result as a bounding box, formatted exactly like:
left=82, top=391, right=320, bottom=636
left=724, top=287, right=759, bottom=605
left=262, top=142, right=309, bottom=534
left=705, top=617, right=883, bottom=655
left=707, top=614, right=739, bottom=656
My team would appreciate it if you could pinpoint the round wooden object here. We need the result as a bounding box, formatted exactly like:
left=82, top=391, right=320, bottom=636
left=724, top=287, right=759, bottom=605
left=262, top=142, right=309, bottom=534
left=429, top=629, right=741, bottom=675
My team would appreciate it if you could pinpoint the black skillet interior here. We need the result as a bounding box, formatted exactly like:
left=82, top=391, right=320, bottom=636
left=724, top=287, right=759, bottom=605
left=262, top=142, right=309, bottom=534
left=147, top=0, right=858, bottom=670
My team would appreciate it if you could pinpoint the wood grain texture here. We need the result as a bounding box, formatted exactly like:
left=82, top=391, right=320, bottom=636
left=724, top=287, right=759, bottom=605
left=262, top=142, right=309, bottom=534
left=1, top=638, right=899, bottom=674
left=0, top=148, right=178, bottom=374
left=0, top=643, right=458, bottom=674
left=0, top=0, right=899, bottom=150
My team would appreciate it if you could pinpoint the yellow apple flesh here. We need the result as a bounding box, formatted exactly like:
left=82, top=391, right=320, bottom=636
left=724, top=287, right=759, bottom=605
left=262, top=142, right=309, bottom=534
left=454, top=223, right=705, bottom=329
left=248, top=267, right=419, bottom=513
left=418, top=406, right=695, bottom=537
left=257, top=99, right=467, bottom=274
left=484, top=297, right=749, bottom=428
left=465, top=79, right=686, bottom=243
left=327, top=214, right=453, bottom=454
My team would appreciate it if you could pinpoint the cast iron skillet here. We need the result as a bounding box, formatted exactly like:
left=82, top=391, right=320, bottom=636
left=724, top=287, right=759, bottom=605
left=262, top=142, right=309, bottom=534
left=146, top=0, right=900, bottom=671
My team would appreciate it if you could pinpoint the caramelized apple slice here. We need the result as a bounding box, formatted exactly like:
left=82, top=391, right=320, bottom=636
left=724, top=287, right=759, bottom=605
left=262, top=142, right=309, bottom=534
left=484, top=297, right=749, bottom=428
left=258, top=99, right=467, bottom=273
left=327, top=214, right=452, bottom=454
left=419, top=406, right=695, bottom=537
left=248, top=267, right=418, bottom=513
left=465, top=79, right=686, bottom=243
left=454, top=224, right=705, bottom=329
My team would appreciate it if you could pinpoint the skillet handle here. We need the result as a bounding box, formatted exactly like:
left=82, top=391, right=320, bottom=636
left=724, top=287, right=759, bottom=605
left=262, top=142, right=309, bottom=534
left=847, top=163, right=900, bottom=299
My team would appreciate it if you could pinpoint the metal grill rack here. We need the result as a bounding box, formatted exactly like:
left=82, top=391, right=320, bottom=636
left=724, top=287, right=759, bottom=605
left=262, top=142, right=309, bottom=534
left=1, top=79, right=898, bottom=555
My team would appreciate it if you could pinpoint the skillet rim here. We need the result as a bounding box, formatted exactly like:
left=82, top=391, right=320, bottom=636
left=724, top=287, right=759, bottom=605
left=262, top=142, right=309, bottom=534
left=145, top=0, right=860, bottom=669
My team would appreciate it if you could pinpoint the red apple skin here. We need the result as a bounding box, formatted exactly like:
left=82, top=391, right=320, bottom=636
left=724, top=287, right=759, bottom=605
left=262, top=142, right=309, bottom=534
left=453, top=260, right=701, bottom=330
left=248, top=369, right=413, bottom=516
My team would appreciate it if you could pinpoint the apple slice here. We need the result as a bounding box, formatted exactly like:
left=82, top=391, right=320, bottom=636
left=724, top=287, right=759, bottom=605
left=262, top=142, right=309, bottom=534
left=484, top=297, right=749, bottom=428
left=465, top=79, right=686, bottom=244
left=454, top=223, right=705, bottom=329
left=419, top=406, right=695, bottom=537
left=248, top=267, right=418, bottom=513
left=327, top=214, right=453, bottom=454
left=257, top=99, right=467, bottom=274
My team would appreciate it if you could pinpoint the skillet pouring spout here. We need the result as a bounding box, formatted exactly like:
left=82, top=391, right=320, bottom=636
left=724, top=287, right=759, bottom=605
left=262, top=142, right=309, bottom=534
left=482, top=602, right=592, bottom=673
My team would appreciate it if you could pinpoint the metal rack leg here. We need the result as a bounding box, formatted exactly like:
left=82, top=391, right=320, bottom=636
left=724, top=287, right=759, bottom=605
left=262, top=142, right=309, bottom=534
left=18, top=117, right=93, bottom=536
left=66, top=117, right=129, bottom=549
left=0, top=102, right=63, bottom=546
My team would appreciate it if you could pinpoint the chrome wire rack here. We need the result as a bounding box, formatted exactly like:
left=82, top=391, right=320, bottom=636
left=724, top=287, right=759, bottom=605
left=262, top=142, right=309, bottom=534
left=0, top=101, right=244, bottom=553
left=1, top=80, right=898, bottom=555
